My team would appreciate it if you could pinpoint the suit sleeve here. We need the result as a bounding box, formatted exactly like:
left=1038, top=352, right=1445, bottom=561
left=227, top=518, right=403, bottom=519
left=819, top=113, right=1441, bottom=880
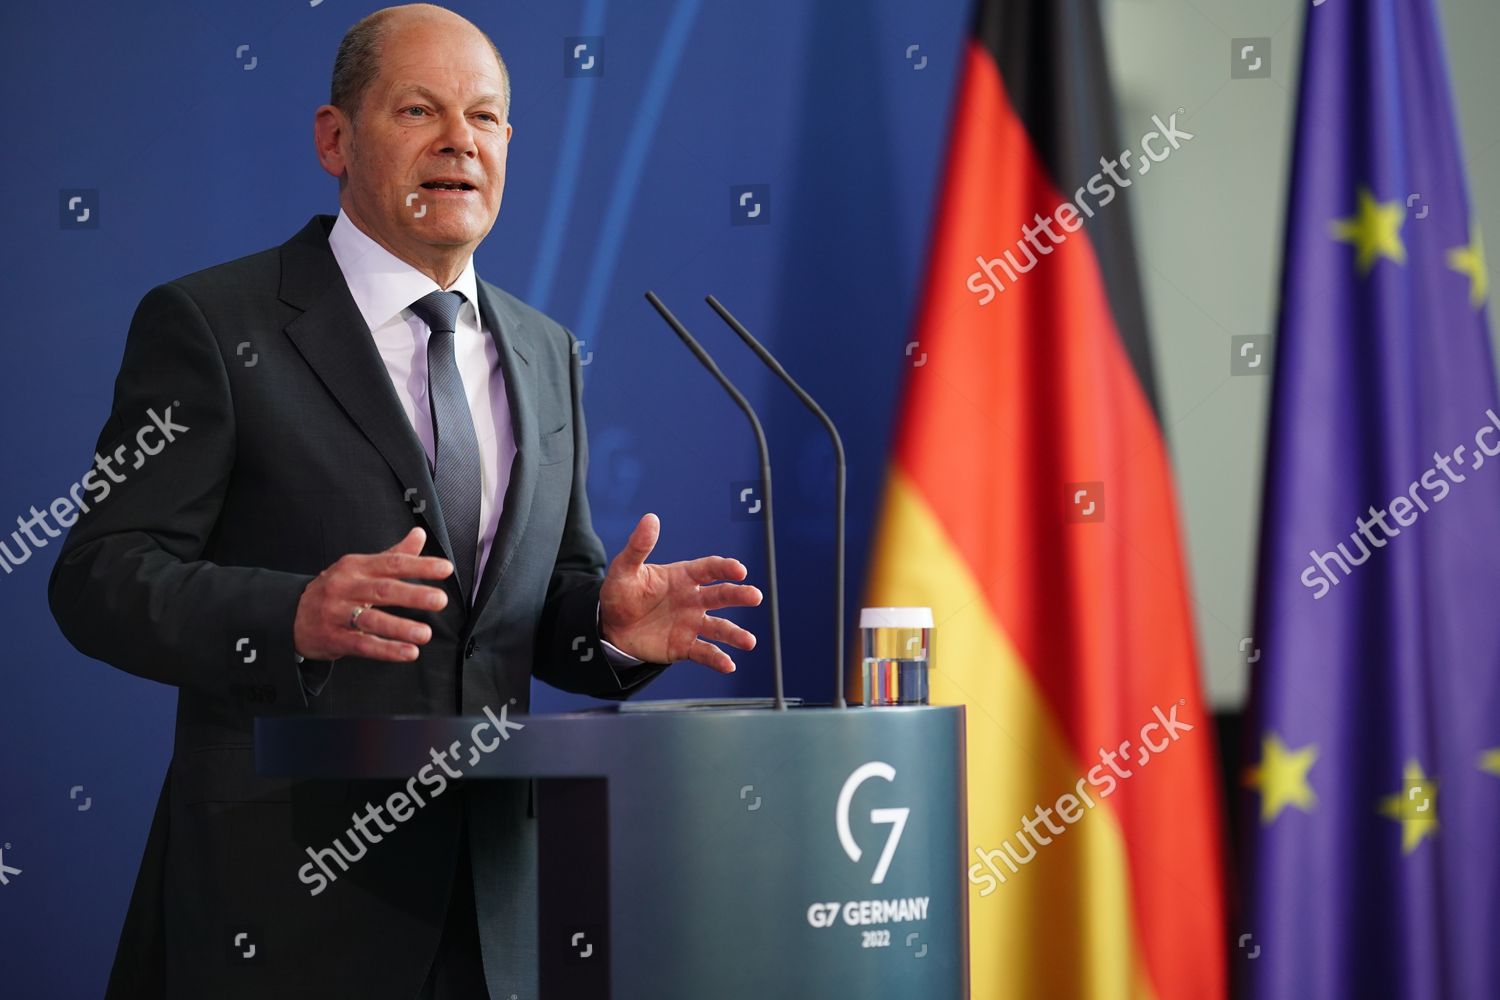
left=530, top=329, right=669, bottom=699
left=47, top=282, right=316, bottom=709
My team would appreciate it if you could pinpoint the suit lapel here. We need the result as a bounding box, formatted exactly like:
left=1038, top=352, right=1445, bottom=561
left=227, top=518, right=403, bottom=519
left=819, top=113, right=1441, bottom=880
left=471, top=280, right=539, bottom=618
left=277, top=216, right=458, bottom=568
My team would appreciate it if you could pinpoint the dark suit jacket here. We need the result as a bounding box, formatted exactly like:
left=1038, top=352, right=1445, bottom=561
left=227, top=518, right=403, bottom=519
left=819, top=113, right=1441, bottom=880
left=48, top=214, right=667, bottom=998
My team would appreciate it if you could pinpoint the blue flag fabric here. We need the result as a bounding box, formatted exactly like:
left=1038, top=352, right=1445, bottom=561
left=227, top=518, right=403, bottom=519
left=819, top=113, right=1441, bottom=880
left=1246, top=2, right=1500, bottom=998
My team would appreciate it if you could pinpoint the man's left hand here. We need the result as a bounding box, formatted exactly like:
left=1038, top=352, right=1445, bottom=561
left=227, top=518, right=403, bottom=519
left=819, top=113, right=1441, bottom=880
left=599, top=513, right=762, bottom=672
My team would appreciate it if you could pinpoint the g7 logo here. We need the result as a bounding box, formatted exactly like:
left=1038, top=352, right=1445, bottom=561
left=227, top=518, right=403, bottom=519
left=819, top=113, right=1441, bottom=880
left=836, top=761, right=908, bottom=885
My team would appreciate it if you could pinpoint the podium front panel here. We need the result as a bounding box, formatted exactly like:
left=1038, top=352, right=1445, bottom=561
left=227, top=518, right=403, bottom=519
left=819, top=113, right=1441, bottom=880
left=258, top=705, right=968, bottom=999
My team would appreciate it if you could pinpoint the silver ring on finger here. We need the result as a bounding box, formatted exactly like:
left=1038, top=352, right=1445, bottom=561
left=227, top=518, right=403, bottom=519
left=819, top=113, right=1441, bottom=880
left=349, top=603, right=372, bottom=631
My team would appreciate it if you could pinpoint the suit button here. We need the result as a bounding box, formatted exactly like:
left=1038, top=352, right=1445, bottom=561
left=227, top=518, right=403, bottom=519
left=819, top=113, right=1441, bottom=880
left=464, top=638, right=477, bottom=659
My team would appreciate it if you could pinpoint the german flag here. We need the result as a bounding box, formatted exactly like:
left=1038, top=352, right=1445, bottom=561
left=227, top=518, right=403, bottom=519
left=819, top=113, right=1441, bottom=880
left=861, top=1, right=1226, bottom=996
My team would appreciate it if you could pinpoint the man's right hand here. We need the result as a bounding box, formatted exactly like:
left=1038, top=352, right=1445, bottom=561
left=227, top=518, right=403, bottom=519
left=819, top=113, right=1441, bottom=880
left=293, top=527, right=453, bottom=662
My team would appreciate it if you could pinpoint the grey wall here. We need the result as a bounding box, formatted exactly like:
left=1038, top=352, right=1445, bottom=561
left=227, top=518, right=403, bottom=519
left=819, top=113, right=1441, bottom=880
left=1102, top=0, right=1500, bottom=708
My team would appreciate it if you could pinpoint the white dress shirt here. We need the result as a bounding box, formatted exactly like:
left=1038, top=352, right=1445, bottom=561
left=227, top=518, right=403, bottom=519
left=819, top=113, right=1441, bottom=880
left=326, top=210, right=641, bottom=667
left=329, top=209, right=512, bottom=584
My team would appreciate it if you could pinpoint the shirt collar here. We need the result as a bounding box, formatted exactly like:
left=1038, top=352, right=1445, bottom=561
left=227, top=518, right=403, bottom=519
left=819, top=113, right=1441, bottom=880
left=327, top=208, right=481, bottom=333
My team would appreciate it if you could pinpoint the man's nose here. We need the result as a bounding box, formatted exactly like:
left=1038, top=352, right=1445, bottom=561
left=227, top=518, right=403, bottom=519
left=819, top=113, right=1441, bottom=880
left=435, top=115, right=478, bottom=155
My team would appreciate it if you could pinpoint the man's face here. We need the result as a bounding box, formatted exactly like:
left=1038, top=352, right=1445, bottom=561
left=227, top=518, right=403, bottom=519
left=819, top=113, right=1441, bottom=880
left=328, top=19, right=511, bottom=265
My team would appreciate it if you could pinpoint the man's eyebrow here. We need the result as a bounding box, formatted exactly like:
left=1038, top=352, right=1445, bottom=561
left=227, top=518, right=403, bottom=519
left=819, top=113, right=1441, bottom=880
left=391, top=84, right=505, bottom=107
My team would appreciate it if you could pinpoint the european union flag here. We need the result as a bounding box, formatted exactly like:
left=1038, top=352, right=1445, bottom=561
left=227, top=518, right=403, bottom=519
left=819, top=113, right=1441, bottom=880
left=1244, top=1, right=1500, bottom=998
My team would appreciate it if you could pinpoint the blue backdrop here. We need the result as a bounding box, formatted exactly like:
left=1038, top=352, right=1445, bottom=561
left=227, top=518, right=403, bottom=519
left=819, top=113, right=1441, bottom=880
left=0, top=0, right=971, bottom=991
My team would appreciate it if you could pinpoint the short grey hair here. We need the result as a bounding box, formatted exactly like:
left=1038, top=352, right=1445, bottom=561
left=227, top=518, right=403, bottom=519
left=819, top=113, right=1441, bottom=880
left=330, top=8, right=511, bottom=123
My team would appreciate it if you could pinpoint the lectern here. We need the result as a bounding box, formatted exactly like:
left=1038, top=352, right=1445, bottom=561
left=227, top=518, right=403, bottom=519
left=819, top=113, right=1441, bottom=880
left=257, top=702, right=968, bottom=999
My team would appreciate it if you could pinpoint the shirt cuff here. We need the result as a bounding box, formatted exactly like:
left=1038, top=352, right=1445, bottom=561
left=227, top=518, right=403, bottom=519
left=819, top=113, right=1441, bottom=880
left=597, top=601, right=647, bottom=668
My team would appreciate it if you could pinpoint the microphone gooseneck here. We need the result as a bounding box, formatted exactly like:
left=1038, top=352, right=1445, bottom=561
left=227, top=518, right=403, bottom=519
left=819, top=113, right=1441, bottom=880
left=704, top=295, right=848, bottom=709
left=644, top=291, right=785, bottom=711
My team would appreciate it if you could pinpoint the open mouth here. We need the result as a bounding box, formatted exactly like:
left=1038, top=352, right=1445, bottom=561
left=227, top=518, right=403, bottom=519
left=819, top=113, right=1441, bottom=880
left=420, top=181, right=476, bottom=191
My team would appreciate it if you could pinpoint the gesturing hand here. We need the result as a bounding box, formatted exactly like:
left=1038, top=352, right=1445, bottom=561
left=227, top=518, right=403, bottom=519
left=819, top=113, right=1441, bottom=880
left=598, top=513, right=762, bottom=672
left=293, top=527, right=453, bottom=662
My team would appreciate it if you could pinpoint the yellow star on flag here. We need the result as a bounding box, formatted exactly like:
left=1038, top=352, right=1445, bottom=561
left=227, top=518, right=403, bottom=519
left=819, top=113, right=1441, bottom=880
left=1479, top=748, right=1500, bottom=777
left=1447, top=226, right=1488, bottom=308
left=1331, top=187, right=1407, bottom=275
left=1243, top=733, right=1318, bottom=823
left=1378, top=759, right=1439, bottom=854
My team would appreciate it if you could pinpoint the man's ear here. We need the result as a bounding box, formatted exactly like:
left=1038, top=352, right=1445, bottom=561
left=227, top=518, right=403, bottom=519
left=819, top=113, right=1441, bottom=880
left=313, top=104, right=350, bottom=180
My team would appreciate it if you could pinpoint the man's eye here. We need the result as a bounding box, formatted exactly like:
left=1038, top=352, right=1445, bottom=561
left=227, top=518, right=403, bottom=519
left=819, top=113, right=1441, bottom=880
left=402, top=106, right=427, bottom=117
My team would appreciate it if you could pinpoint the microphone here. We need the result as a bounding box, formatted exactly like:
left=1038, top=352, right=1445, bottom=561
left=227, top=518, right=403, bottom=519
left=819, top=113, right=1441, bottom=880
left=704, top=295, right=848, bottom=709
left=644, top=291, right=786, bottom=711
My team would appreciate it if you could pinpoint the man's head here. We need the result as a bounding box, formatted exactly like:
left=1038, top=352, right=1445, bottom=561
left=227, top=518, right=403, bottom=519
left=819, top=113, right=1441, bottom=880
left=314, top=4, right=512, bottom=286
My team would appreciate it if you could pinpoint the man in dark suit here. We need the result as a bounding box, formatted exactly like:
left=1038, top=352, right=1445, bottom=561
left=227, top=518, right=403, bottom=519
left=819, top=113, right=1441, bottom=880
left=47, top=4, right=761, bottom=997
